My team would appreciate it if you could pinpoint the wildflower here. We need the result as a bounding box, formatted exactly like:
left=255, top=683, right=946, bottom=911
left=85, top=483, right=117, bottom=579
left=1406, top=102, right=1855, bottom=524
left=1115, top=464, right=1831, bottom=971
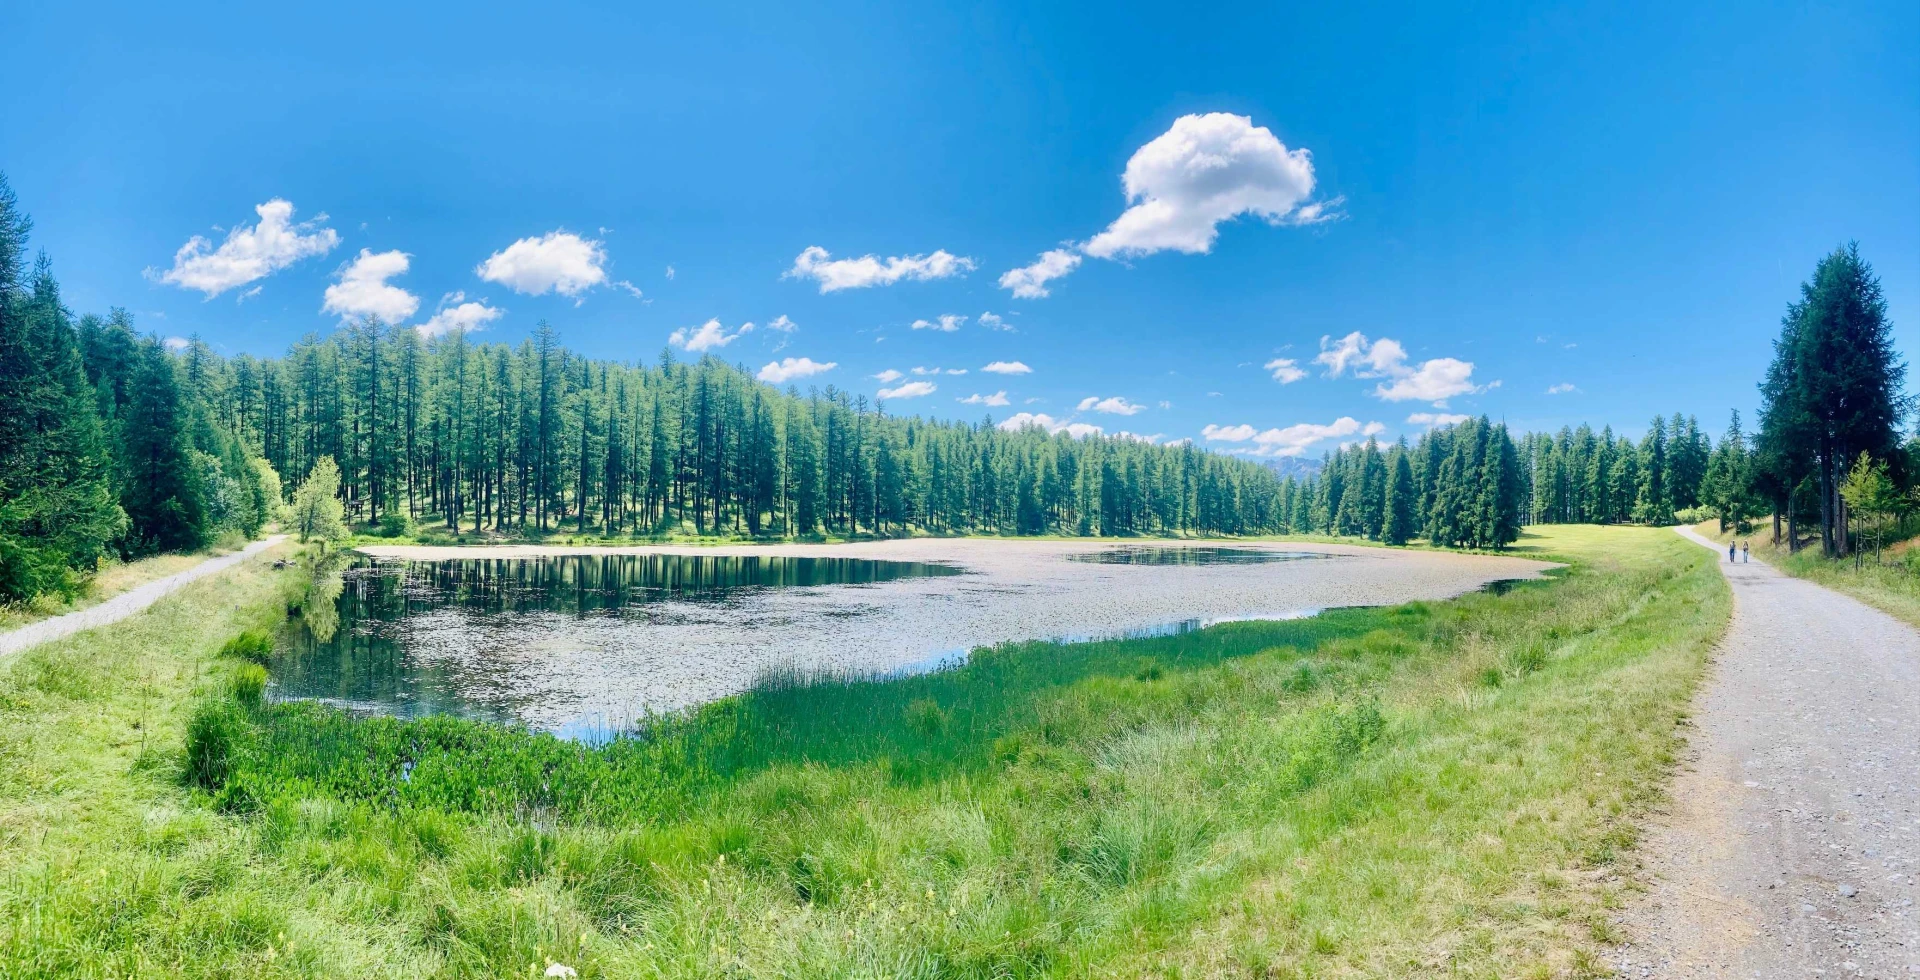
left=545, top=964, right=578, bottom=978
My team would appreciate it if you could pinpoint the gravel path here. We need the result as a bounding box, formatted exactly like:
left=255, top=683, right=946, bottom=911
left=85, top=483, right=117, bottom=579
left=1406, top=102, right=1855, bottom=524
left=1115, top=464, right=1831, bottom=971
left=1617, top=527, right=1920, bottom=977
left=0, top=536, right=288, bottom=659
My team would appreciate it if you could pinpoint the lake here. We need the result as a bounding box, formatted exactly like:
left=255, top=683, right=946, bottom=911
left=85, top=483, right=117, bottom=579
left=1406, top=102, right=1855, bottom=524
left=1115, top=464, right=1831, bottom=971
left=271, top=539, right=1557, bottom=736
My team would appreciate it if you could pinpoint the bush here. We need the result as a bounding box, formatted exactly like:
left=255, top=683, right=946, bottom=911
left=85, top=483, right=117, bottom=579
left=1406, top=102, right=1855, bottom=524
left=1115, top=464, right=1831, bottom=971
left=218, top=629, right=275, bottom=665
left=377, top=512, right=414, bottom=538
left=185, top=701, right=249, bottom=792
left=230, top=663, right=268, bottom=706
left=1673, top=505, right=1717, bottom=526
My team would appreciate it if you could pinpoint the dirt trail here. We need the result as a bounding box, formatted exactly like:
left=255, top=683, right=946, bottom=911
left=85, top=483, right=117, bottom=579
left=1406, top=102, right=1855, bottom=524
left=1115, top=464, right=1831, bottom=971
left=1616, top=527, right=1920, bottom=977
left=0, top=536, right=288, bottom=659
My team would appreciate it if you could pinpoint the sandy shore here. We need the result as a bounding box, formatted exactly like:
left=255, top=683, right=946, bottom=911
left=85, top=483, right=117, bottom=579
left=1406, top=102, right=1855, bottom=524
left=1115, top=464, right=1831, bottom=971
left=323, top=539, right=1559, bottom=733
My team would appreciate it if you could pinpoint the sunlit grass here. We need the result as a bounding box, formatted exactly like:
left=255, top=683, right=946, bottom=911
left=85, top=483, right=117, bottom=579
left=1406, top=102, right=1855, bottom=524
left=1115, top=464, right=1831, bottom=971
left=0, top=525, right=1725, bottom=977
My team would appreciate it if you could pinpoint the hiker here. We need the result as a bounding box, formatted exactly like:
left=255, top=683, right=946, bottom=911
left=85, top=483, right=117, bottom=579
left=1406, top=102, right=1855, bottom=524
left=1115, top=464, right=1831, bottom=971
left=1729, top=541, right=1736, bottom=562
left=1742, top=541, right=1750, bottom=563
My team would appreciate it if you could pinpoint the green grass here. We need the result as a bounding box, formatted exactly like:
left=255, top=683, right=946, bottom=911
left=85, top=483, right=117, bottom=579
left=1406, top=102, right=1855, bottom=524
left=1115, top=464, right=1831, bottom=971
left=0, top=525, right=1726, bottom=978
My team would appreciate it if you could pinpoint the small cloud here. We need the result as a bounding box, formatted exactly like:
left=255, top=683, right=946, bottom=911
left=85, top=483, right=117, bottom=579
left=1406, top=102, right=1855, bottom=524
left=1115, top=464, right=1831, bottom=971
left=785, top=246, right=975, bottom=293
left=981, top=360, right=1032, bottom=375
left=418, top=292, right=505, bottom=337
left=877, top=380, right=937, bottom=400
left=614, top=279, right=643, bottom=299
left=959, top=391, right=1011, bottom=407
left=997, top=412, right=1103, bottom=438
left=873, top=369, right=904, bottom=383
left=1158, top=400, right=1172, bottom=409
left=757, top=356, right=837, bottom=383
left=911, top=314, right=967, bottom=332
left=669, top=318, right=753, bottom=352
left=476, top=231, right=610, bottom=297
left=146, top=198, right=339, bottom=298
left=1546, top=383, right=1579, bottom=395
left=1077, top=395, right=1146, bottom=416
left=163, top=336, right=190, bottom=351
left=978, top=312, right=1013, bottom=331
left=767, top=314, right=797, bottom=333
left=1263, top=357, right=1306, bottom=383
left=1202, top=416, right=1378, bottom=457
left=236, top=285, right=263, bottom=304
left=1114, top=431, right=1165, bottom=444
left=665, top=265, right=676, bottom=280
left=998, top=248, right=1081, bottom=299
left=1407, top=412, right=1471, bottom=427
left=1316, top=331, right=1487, bottom=406
left=322, top=249, right=420, bottom=323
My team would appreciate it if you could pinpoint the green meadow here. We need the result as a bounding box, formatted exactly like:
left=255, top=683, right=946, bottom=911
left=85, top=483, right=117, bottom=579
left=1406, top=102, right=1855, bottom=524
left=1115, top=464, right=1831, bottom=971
left=0, top=525, right=1725, bottom=978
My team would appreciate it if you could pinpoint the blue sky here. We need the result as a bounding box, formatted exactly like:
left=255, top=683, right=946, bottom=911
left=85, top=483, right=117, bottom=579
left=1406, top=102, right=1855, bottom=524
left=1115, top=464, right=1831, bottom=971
left=4, top=0, right=1915, bottom=457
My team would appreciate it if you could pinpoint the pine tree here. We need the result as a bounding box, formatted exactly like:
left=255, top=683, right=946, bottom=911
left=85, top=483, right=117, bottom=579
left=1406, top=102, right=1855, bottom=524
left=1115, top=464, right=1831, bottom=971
left=1382, top=445, right=1416, bottom=545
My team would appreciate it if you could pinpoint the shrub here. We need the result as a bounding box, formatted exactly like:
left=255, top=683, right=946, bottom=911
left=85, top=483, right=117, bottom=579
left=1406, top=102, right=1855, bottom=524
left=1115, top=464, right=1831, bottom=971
left=218, top=629, right=275, bottom=665
left=185, top=701, right=249, bottom=792
left=230, top=663, right=268, bottom=706
left=378, top=512, right=414, bottom=538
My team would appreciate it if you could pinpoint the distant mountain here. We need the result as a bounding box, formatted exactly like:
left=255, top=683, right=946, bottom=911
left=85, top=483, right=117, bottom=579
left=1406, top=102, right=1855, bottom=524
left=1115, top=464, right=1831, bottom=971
left=1260, top=455, right=1324, bottom=480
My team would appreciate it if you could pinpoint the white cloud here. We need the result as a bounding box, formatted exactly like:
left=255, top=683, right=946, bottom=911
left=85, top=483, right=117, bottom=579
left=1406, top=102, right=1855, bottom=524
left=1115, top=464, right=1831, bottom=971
left=665, top=265, right=676, bottom=280
left=163, top=336, right=190, bottom=351
left=614, top=279, right=643, bottom=299
left=873, top=369, right=905, bottom=383
left=1077, top=395, right=1145, bottom=416
left=982, top=360, right=1032, bottom=375
left=1201, top=423, right=1258, bottom=442
left=997, top=248, right=1082, bottom=299
left=236, top=286, right=263, bottom=303
left=997, top=412, right=1103, bottom=438
left=757, top=356, right=837, bottom=383
left=418, top=292, right=505, bottom=337
left=959, top=391, right=1011, bottom=407
left=1315, top=331, right=1487, bottom=406
left=912, top=314, right=967, bottom=332
left=1084, top=113, right=1330, bottom=260
left=978, top=312, right=1012, bottom=331
left=1203, top=416, right=1379, bottom=457
left=148, top=198, right=339, bottom=297
left=877, top=380, right=937, bottom=400
left=1407, top=412, right=1471, bottom=427
left=1114, top=431, right=1165, bottom=444
left=785, top=246, right=975, bottom=293
left=911, top=366, right=967, bottom=376
left=767, top=314, right=798, bottom=333
left=321, top=249, right=420, bottom=323
left=1546, top=382, right=1580, bottom=395
left=476, top=231, right=609, bottom=297
left=1264, top=357, right=1307, bottom=383
left=669, top=318, right=753, bottom=352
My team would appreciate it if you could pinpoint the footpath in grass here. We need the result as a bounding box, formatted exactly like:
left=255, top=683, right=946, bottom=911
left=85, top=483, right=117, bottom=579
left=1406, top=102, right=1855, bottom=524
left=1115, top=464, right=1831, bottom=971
left=0, top=525, right=1725, bottom=978
left=1688, top=517, right=1920, bottom=629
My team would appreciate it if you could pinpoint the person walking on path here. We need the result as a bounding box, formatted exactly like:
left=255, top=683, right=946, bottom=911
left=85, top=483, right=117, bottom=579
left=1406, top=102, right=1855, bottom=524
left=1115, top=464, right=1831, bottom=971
left=1741, top=541, right=1750, bottom=563
left=1728, top=540, right=1737, bottom=562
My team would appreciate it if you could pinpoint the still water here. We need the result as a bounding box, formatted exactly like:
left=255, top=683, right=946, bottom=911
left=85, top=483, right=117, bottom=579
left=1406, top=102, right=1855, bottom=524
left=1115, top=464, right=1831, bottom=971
left=270, top=554, right=962, bottom=730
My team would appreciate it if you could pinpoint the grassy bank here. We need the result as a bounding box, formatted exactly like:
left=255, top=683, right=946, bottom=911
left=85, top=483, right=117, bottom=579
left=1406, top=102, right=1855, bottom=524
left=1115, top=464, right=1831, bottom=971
left=0, top=545, right=240, bottom=633
left=0, top=525, right=1725, bottom=978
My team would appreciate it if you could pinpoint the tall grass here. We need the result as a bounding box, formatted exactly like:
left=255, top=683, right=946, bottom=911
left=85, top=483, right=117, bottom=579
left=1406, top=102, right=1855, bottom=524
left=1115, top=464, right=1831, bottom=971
left=0, top=526, right=1726, bottom=978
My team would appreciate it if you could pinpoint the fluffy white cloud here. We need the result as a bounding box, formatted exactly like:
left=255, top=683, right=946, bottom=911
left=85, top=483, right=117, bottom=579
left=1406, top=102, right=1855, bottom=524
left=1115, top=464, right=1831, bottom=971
left=1546, top=382, right=1579, bottom=395
left=978, top=312, right=1012, bottom=331
left=476, top=231, right=609, bottom=297
left=1077, top=395, right=1145, bottom=416
left=1203, top=416, right=1381, bottom=457
left=958, top=391, right=1011, bottom=407
left=1264, top=357, right=1307, bottom=383
left=982, top=360, right=1032, bottom=375
left=911, top=366, right=967, bottom=376
left=877, top=380, right=937, bottom=400
left=669, top=318, right=753, bottom=352
left=1114, top=431, right=1166, bottom=444
left=1084, top=113, right=1329, bottom=260
left=997, top=248, right=1081, bottom=299
left=757, top=356, right=837, bottom=383
left=873, top=369, right=905, bottom=383
left=148, top=198, right=339, bottom=297
left=767, top=315, right=798, bottom=333
left=1407, top=412, right=1471, bottom=427
left=1315, top=331, right=1487, bottom=406
left=321, top=249, right=420, bottom=323
left=912, top=314, right=967, bottom=332
left=997, top=412, right=1102, bottom=438
left=163, top=336, right=190, bottom=351
left=418, top=292, right=505, bottom=337
left=785, top=246, right=974, bottom=293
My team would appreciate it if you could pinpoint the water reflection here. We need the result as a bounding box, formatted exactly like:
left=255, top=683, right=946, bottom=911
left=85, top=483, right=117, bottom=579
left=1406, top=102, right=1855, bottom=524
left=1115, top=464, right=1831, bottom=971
left=1065, top=546, right=1327, bottom=565
left=268, top=553, right=963, bottom=724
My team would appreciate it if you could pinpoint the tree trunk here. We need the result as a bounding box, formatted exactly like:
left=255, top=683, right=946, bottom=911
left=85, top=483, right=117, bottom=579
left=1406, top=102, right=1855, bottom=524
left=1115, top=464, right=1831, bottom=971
left=1772, top=507, right=1782, bottom=546
left=1818, top=453, right=1835, bottom=557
